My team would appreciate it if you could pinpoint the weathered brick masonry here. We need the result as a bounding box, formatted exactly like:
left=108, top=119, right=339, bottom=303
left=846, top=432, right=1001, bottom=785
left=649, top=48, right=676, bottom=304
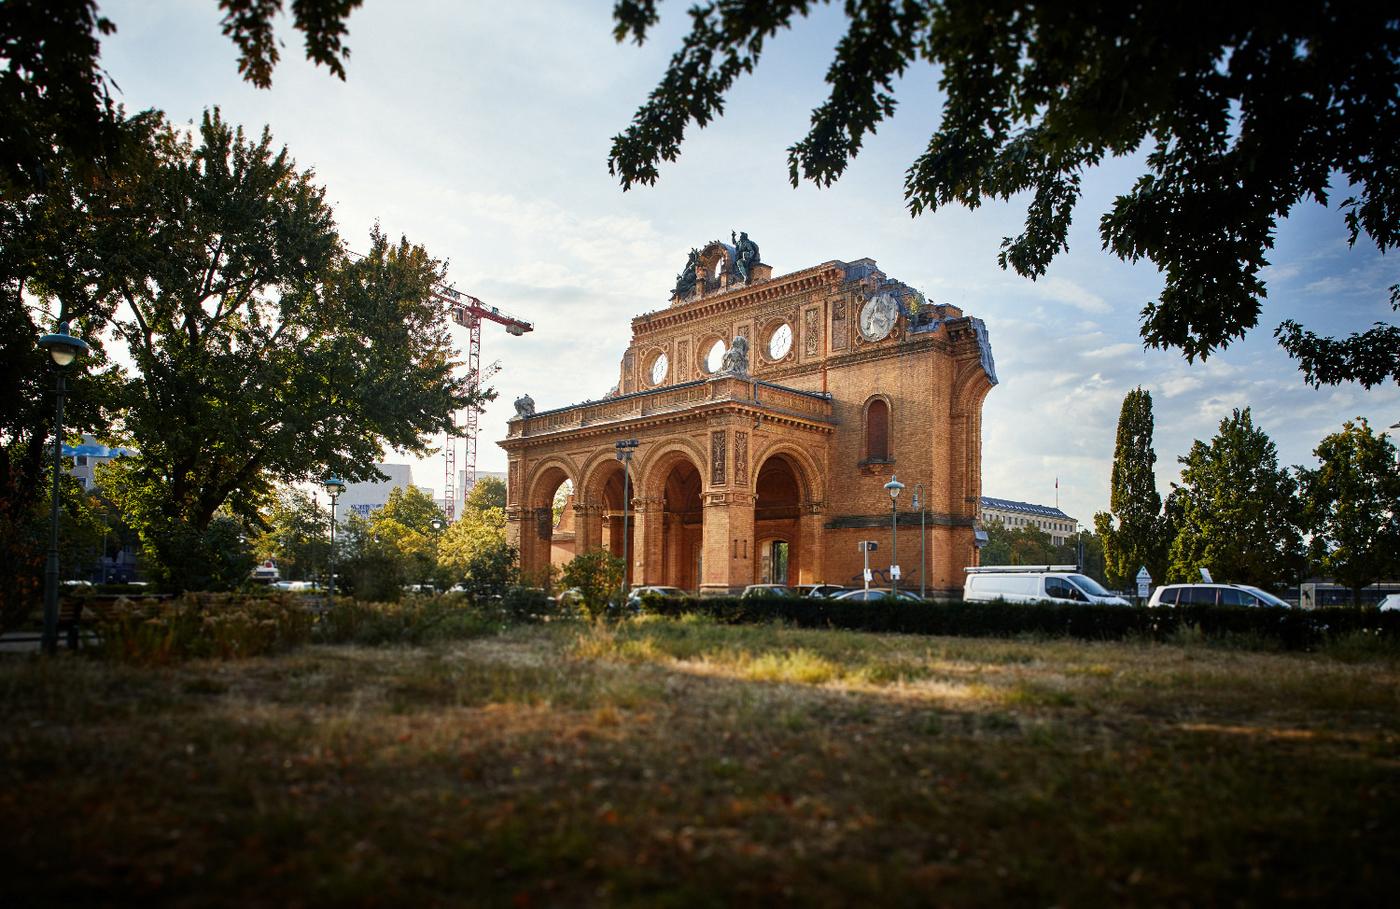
left=499, top=237, right=998, bottom=595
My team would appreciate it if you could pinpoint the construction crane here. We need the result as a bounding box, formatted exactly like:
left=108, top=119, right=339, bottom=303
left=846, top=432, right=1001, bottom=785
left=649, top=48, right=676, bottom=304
left=431, top=286, right=533, bottom=521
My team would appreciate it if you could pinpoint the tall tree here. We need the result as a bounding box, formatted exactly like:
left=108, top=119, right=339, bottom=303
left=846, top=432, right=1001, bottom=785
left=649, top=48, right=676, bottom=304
left=366, top=485, right=447, bottom=587
left=1165, top=408, right=1303, bottom=587
left=0, top=0, right=363, bottom=188
left=608, top=2, right=1400, bottom=387
left=1297, top=418, right=1400, bottom=605
left=463, top=476, right=506, bottom=513
left=254, top=488, right=329, bottom=582
left=438, top=504, right=514, bottom=599
left=1093, top=388, right=1168, bottom=589
left=94, top=110, right=472, bottom=588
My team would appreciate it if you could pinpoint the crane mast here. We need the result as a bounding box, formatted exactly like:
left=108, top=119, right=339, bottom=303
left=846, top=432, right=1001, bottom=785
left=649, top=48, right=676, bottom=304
left=432, top=286, right=532, bottom=521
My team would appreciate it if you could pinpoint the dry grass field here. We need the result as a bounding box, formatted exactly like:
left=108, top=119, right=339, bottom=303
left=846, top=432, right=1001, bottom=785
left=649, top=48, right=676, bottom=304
left=3, top=616, right=1397, bottom=906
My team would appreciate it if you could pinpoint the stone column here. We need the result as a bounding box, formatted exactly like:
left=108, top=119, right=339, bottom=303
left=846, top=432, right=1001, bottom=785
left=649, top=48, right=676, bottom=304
left=573, top=502, right=603, bottom=554
left=505, top=504, right=524, bottom=563
left=798, top=500, right=825, bottom=585
left=631, top=495, right=664, bottom=586
left=700, top=491, right=756, bottom=595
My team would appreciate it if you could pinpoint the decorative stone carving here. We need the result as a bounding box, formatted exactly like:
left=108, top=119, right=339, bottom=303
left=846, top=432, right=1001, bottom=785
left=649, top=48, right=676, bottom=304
left=711, top=430, right=727, bottom=486
left=831, top=300, right=848, bottom=351
left=734, top=431, right=748, bottom=487
left=718, top=335, right=750, bottom=377
left=804, top=307, right=820, bottom=357
left=512, top=394, right=536, bottom=418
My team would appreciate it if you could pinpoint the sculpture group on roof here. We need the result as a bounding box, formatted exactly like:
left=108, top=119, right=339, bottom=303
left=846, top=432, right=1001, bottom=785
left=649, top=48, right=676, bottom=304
left=671, top=231, right=763, bottom=299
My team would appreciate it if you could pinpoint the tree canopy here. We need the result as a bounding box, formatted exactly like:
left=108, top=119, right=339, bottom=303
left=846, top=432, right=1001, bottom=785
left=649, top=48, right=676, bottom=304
left=609, top=1, right=1400, bottom=386
left=1, top=0, right=362, bottom=190
left=33, top=110, right=472, bottom=587
left=1297, top=418, right=1400, bottom=604
left=1165, top=408, right=1302, bottom=587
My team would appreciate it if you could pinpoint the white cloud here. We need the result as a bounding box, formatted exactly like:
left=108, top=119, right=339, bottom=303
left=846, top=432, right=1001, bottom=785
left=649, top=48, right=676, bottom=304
left=1034, top=276, right=1112, bottom=314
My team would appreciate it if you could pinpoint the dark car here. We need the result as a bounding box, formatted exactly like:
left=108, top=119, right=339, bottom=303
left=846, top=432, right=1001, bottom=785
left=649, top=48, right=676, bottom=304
left=833, top=588, right=923, bottom=602
left=741, top=584, right=797, bottom=598
left=793, top=584, right=848, bottom=598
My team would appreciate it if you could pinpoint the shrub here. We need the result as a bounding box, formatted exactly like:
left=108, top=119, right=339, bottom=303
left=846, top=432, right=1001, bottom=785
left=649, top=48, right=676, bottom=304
left=560, top=549, right=624, bottom=621
left=315, top=594, right=497, bottom=646
left=633, top=595, right=1400, bottom=651
left=500, top=586, right=554, bottom=623
left=93, top=592, right=313, bottom=664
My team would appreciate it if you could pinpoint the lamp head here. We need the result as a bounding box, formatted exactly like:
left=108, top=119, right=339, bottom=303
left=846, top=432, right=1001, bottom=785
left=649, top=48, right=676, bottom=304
left=322, top=475, right=346, bottom=497
left=38, top=321, right=90, bottom=368
left=884, top=475, right=904, bottom=501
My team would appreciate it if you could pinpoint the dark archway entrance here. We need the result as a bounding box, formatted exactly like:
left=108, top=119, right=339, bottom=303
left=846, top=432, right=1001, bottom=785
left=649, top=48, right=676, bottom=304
left=755, top=455, right=803, bottom=586
left=594, top=461, right=636, bottom=588
left=660, top=459, right=703, bottom=590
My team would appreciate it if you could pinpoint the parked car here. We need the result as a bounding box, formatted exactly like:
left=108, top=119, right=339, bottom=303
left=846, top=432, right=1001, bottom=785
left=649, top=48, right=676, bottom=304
left=1147, top=584, right=1291, bottom=608
left=741, top=584, right=797, bottom=598
left=793, top=584, right=848, bottom=598
left=626, top=585, right=688, bottom=608
left=833, top=588, right=923, bottom=602
left=964, top=566, right=1131, bottom=606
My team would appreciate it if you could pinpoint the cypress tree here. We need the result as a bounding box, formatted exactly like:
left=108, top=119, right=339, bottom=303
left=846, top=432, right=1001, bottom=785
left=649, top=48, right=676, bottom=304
left=1093, top=388, right=1168, bottom=589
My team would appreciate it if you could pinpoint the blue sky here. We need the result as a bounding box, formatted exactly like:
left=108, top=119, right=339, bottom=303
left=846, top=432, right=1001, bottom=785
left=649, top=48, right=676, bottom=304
left=98, top=0, right=1398, bottom=525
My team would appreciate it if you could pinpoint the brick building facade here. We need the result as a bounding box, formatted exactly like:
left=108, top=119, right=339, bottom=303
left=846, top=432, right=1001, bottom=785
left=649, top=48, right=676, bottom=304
left=499, top=236, right=998, bottom=595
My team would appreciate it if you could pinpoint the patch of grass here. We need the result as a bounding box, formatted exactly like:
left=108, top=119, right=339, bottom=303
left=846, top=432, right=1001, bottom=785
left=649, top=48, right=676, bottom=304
left=1, top=620, right=1397, bottom=906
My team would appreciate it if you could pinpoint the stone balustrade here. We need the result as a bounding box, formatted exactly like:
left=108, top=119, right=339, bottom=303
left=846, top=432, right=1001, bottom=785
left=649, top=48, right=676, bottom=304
left=506, top=376, right=834, bottom=439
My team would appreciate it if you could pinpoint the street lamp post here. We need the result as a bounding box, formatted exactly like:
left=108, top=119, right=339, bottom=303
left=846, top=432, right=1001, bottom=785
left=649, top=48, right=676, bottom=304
left=884, top=475, right=904, bottom=597
left=37, top=321, right=89, bottom=655
left=321, top=476, right=345, bottom=609
left=615, top=439, right=640, bottom=603
left=911, top=483, right=926, bottom=599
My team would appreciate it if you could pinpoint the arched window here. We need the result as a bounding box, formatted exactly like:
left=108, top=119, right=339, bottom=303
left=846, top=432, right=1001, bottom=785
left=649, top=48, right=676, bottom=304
left=865, top=397, right=890, bottom=462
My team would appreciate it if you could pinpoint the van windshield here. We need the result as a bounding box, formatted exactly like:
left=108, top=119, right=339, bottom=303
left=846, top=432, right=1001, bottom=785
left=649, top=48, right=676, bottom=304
left=1069, top=574, right=1112, bottom=597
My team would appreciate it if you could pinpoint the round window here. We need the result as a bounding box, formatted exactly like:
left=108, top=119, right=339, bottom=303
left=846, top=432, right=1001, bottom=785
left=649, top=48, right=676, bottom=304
left=650, top=352, right=669, bottom=385
left=705, top=339, right=727, bottom=373
left=768, top=323, right=792, bottom=360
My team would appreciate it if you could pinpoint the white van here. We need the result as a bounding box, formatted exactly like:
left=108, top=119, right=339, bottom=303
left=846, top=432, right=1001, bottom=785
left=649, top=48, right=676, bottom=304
left=964, top=565, right=1131, bottom=606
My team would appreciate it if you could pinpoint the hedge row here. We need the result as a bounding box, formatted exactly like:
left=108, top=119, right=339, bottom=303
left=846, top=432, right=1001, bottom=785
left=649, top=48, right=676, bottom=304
left=636, top=595, right=1400, bottom=650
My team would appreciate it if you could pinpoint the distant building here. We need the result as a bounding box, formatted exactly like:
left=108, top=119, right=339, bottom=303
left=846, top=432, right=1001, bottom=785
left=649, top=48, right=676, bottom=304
left=979, top=496, right=1077, bottom=546
left=339, top=464, right=418, bottom=522
left=61, top=434, right=137, bottom=490
left=59, top=435, right=140, bottom=581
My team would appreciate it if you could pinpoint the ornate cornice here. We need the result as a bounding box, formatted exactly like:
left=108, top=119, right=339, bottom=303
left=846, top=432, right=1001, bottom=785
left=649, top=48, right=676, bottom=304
left=632, top=262, right=846, bottom=335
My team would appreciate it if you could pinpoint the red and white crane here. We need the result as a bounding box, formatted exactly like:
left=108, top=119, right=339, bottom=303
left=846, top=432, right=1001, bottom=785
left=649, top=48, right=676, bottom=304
left=432, top=286, right=533, bottom=521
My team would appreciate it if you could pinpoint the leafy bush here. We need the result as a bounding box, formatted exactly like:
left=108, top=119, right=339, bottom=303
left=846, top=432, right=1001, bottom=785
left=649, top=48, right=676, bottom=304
left=560, top=549, right=624, bottom=621
left=634, top=596, right=1400, bottom=652
left=93, top=592, right=313, bottom=664
left=500, top=586, right=555, bottom=623
left=315, top=594, right=497, bottom=646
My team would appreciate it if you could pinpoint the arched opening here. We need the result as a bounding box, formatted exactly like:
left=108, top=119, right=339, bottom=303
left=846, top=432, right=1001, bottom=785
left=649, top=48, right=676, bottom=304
left=590, top=461, right=636, bottom=588
left=522, top=464, right=573, bottom=583
left=864, top=397, right=891, bottom=463
left=550, top=479, right=575, bottom=568
left=704, top=339, right=727, bottom=374
left=659, top=459, right=703, bottom=590
left=755, top=454, right=803, bottom=585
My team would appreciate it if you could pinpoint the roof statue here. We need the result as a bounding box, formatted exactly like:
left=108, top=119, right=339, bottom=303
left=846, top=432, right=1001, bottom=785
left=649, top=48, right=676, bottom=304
left=730, top=230, right=760, bottom=283
left=673, top=247, right=701, bottom=298
left=512, top=393, right=536, bottom=419
left=718, top=335, right=750, bottom=377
